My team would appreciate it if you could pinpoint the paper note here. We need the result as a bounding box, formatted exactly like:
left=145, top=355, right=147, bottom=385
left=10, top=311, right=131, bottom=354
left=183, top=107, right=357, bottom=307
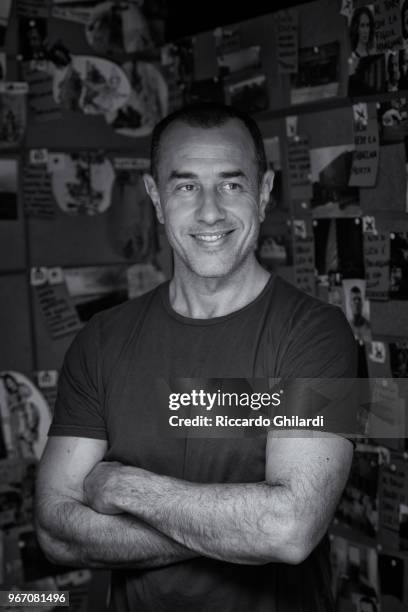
left=287, top=136, right=313, bottom=200
left=31, top=268, right=82, bottom=339
left=293, top=233, right=316, bottom=295
left=276, top=9, right=298, bottom=74
left=23, top=156, right=55, bottom=218
left=374, top=0, right=403, bottom=53
left=349, top=103, right=379, bottom=187
left=363, top=231, right=390, bottom=299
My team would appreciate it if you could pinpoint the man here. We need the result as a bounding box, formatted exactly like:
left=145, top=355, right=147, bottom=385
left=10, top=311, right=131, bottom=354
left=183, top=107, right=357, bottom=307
left=348, top=285, right=370, bottom=341
left=35, top=103, right=357, bottom=611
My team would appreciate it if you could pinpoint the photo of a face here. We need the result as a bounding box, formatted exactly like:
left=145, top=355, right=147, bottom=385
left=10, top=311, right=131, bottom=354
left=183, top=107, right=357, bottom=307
left=350, top=6, right=375, bottom=57
left=343, top=278, right=371, bottom=342
left=48, top=152, right=115, bottom=215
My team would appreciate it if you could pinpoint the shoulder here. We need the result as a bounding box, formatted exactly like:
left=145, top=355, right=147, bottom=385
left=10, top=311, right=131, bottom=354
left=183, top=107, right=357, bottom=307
left=69, top=282, right=166, bottom=354
left=270, top=276, right=357, bottom=377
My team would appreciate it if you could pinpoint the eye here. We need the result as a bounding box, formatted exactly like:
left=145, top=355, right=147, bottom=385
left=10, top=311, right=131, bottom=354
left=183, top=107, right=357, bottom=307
left=177, top=184, right=197, bottom=192
left=222, top=182, right=242, bottom=191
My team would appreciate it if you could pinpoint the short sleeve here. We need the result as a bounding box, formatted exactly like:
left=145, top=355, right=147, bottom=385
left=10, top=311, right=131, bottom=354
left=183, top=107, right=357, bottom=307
left=280, top=303, right=357, bottom=379
left=278, top=304, right=359, bottom=437
left=48, top=315, right=107, bottom=440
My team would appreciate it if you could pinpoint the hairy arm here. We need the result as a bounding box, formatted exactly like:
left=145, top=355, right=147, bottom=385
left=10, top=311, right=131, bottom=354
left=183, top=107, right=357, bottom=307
left=84, top=432, right=353, bottom=566
left=35, top=436, right=197, bottom=569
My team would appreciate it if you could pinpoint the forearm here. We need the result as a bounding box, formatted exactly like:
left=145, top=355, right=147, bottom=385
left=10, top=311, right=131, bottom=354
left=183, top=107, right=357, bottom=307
left=112, top=470, right=301, bottom=565
left=35, top=495, right=197, bottom=570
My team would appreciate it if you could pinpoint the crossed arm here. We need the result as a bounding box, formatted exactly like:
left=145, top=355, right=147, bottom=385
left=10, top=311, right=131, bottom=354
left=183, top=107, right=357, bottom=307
left=35, top=433, right=352, bottom=569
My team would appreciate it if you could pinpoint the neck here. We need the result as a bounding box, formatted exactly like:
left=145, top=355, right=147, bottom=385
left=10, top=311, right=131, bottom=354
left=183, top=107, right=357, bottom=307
left=355, top=42, right=368, bottom=56
left=169, top=256, right=271, bottom=319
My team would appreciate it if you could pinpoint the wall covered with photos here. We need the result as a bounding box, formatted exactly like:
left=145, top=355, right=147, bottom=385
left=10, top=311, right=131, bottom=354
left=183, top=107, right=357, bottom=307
left=0, top=0, right=408, bottom=610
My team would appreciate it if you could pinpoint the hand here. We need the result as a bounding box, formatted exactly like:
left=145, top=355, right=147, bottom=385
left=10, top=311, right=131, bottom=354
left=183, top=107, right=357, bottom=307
left=83, top=461, right=124, bottom=515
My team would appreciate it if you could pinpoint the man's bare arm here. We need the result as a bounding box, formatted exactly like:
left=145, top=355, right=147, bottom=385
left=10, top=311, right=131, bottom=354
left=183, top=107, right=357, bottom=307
left=84, top=432, right=353, bottom=566
left=35, top=436, right=197, bottom=569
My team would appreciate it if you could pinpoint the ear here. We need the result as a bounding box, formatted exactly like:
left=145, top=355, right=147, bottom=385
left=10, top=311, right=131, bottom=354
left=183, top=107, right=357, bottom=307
left=258, top=169, right=274, bottom=222
left=143, top=173, right=164, bottom=224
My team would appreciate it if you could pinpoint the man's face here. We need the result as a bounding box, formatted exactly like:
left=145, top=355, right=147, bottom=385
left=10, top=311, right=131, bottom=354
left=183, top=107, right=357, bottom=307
left=351, top=291, right=362, bottom=316
left=145, top=119, right=273, bottom=279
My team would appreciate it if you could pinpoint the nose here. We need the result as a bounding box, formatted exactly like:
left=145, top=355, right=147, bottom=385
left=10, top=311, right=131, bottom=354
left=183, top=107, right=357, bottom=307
left=195, top=187, right=226, bottom=225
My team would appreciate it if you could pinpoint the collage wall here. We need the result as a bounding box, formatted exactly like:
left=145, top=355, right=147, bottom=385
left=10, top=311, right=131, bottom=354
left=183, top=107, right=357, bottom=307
left=0, top=0, right=408, bottom=610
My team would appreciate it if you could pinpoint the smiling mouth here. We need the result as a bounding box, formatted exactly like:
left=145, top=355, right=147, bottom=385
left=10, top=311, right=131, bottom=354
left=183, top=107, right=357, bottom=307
left=191, top=230, right=235, bottom=243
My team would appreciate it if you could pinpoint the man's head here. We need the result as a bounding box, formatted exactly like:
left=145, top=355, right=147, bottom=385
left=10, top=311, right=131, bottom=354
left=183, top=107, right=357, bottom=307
left=350, top=286, right=363, bottom=316
left=144, top=103, right=274, bottom=280
left=150, top=103, right=268, bottom=184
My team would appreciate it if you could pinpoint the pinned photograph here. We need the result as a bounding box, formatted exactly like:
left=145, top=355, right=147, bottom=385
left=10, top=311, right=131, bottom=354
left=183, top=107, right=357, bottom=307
left=390, top=231, right=408, bottom=298
left=378, top=96, right=408, bottom=143
left=0, top=83, right=27, bottom=149
left=389, top=341, right=408, bottom=377
left=44, top=46, right=131, bottom=116
left=48, top=151, right=115, bottom=215
left=161, top=38, right=195, bottom=111
left=368, top=341, right=386, bottom=364
left=343, top=278, right=371, bottom=341
left=313, top=219, right=365, bottom=279
left=349, top=5, right=376, bottom=58
left=310, top=146, right=360, bottom=217
left=108, top=163, right=158, bottom=260
left=0, top=371, right=52, bottom=461
left=217, top=46, right=261, bottom=78
left=348, top=7, right=387, bottom=96
left=52, top=0, right=166, bottom=52
left=290, top=42, right=340, bottom=105
left=263, top=136, right=283, bottom=210
left=226, top=74, right=268, bottom=114
left=107, top=59, right=168, bottom=137
left=0, top=158, right=18, bottom=220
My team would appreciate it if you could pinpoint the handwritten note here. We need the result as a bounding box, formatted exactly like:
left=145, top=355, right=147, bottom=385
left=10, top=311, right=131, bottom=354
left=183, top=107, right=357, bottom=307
left=287, top=136, right=313, bottom=200
left=23, top=161, right=54, bottom=218
left=374, top=0, right=403, bottom=53
left=276, top=10, right=298, bottom=74
left=31, top=269, right=82, bottom=339
left=363, top=232, right=390, bottom=299
left=349, top=103, right=379, bottom=187
left=24, top=68, right=61, bottom=122
left=293, top=233, right=316, bottom=295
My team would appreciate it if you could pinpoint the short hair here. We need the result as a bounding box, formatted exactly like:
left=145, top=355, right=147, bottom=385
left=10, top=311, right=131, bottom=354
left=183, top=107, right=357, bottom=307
left=350, top=7, right=375, bottom=51
left=351, top=286, right=362, bottom=294
left=150, top=103, right=267, bottom=183
left=402, top=0, right=408, bottom=39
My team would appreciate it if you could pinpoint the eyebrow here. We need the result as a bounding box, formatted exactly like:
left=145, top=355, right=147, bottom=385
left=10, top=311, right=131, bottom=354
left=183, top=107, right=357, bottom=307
left=168, top=170, right=248, bottom=181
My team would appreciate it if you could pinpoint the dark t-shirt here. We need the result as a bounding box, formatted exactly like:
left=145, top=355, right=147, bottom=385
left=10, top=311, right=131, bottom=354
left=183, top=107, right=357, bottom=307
left=49, top=274, right=357, bottom=612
